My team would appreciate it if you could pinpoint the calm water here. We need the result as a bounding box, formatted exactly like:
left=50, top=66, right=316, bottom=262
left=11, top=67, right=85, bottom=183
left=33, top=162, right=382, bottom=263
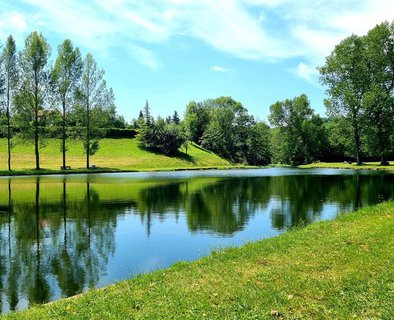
left=0, top=168, right=393, bottom=313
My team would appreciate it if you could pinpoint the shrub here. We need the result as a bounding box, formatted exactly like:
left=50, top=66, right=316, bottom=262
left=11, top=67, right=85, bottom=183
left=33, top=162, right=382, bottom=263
left=138, top=118, right=186, bottom=155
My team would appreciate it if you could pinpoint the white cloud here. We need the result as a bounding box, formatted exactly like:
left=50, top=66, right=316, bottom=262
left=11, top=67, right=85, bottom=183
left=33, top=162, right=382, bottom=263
left=0, top=11, right=27, bottom=40
left=128, top=45, right=159, bottom=70
left=295, top=62, right=318, bottom=83
left=1, top=0, right=393, bottom=75
left=210, top=66, right=231, bottom=73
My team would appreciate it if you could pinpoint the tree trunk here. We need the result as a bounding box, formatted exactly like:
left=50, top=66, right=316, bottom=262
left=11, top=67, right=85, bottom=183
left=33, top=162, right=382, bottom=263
left=353, top=120, right=362, bottom=165
left=62, top=99, right=66, bottom=169
left=34, top=79, right=40, bottom=170
left=34, top=109, right=40, bottom=170
left=6, top=83, right=11, bottom=171
left=86, top=101, right=90, bottom=169
left=377, top=123, right=386, bottom=165
left=380, top=155, right=388, bottom=166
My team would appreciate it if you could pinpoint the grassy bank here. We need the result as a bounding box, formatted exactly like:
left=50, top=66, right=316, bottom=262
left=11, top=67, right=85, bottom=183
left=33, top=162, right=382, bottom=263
left=300, top=161, right=394, bottom=171
left=0, top=138, right=233, bottom=175
left=3, top=202, right=393, bottom=319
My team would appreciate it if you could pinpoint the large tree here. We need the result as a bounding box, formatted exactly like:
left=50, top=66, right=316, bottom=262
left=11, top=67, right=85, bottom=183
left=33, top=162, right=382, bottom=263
left=245, top=121, right=271, bottom=166
left=51, top=39, right=82, bottom=169
left=15, top=32, right=51, bottom=170
left=1, top=35, right=18, bottom=171
left=319, top=34, right=369, bottom=165
left=268, top=94, right=326, bottom=165
left=78, top=53, right=114, bottom=169
left=363, top=21, right=394, bottom=165
left=201, top=97, right=255, bottom=163
left=184, top=101, right=211, bottom=144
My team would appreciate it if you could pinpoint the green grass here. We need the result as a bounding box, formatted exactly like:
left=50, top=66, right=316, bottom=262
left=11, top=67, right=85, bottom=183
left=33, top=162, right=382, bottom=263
left=0, top=138, right=235, bottom=175
left=300, top=161, right=394, bottom=171
left=3, top=201, right=393, bottom=319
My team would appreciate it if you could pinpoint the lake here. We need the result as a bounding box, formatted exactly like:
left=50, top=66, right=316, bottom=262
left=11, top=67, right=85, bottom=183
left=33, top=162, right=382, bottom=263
left=0, top=168, right=393, bottom=313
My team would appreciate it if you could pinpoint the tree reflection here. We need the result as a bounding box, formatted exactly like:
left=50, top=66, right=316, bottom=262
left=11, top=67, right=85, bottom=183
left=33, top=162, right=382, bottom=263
left=0, top=177, right=117, bottom=313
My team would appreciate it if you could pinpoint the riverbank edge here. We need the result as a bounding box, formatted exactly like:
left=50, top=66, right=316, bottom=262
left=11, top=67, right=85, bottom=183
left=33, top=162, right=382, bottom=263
left=3, top=201, right=393, bottom=319
left=0, top=165, right=261, bottom=177
left=0, top=161, right=394, bottom=177
left=298, top=161, right=394, bottom=171
left=1, top=161, right=393, bottom=178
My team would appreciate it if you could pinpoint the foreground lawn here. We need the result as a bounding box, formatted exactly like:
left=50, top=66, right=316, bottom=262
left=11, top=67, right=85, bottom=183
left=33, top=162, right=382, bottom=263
left=300, top=161, right=394, bottom=171
left=0, top=138, right=232, bottom=174
left=3, top=202, right=393, bottom=319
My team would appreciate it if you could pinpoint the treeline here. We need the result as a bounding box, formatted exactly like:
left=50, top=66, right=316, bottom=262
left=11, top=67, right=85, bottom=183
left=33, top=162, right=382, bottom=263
left=0, top=32, right=125, bottom=171
left=136, top=21, right=394, bottom=166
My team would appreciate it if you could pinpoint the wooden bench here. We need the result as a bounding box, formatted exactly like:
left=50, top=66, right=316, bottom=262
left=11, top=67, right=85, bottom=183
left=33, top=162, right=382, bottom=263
left=60, top=166, right=72, bottom=170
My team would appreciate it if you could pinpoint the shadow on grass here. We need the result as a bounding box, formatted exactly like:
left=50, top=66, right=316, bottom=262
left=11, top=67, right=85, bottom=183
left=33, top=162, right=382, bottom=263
left=190, top=142, right=212, bottom=154
left=137, top=145, right=197, bottom=164
left=0, top=167, right=130, bottom=177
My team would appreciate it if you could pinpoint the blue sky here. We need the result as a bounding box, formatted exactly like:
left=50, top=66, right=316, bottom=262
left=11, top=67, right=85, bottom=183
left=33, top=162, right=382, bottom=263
left=1, top=0, right=394, bottom=122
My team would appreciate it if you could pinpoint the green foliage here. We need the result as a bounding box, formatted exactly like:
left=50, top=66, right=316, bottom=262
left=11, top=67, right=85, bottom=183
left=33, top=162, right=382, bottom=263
left=51, top=39, right=82, bottom=168
left=138, top=118, right=186, bottom=156
left=323, top=117, right=353, bottom=160
left=104, top=128, right=137, bottom=138
left=1, top=35, right=18, bottom=168
left=201, top=102, right=237, bottom=161
left=362, top=22, right=394, bottom=163
left=78, top=53, right=114, bottom=167
left=245, top=122, right=271, bottom=165
left=319, top=21, right=394, bottom=165
left=14, top=32, right=51, bottom=170
left=269, top=94, right=326, bottom=165
left=194, top=96, right=271, bottom=165
left=172, top=110, right=180, bottom=125
left=83, top=139, right=100, bottom=156
left=184, top=101, right=211, bottom=143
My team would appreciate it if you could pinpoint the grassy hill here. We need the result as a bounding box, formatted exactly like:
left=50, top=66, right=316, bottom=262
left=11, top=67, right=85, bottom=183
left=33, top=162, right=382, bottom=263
left=0, top=138, right=232, bottom=173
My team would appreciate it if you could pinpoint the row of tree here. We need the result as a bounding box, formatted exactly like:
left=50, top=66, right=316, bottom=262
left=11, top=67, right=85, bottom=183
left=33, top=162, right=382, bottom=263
left=137, top=21, right=394, bottom=166
left=0, top=32, right=116, bottom=170
left=137, top=84, right=393, bottom=165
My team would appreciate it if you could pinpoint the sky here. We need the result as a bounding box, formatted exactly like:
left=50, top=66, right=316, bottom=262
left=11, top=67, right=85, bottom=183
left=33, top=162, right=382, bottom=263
left=1, top=0, right=394, bottom=122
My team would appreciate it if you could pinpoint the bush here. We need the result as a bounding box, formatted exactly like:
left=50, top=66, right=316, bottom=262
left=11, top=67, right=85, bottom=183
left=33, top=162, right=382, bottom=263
left=138, top=118, right=186, bottom=155
left=104, top=128, right=137, bottom=138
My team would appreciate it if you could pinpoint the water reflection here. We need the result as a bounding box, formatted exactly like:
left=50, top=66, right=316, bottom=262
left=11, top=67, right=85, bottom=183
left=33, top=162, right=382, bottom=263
left=0, top=169, right=393, bottom=313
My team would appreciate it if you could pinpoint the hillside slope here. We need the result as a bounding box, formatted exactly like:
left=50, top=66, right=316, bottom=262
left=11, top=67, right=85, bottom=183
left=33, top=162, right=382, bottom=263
left=0, top=138, right=231, bottom=172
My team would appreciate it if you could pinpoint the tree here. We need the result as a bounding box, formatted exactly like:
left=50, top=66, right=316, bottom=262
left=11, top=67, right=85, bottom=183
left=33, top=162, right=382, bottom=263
left=138, top=117, right=186, bottom=155
left=1, top=36, right=18, bottom=171
left=201, top=97, right=255, bottom=163
left=51, top=39, right=82, bottom=169
left=363, top=21, right=394, bottom=165
left=184, top=101, right=211, bottom=144
left=319, top=34, right=369, bottom=165
left=269, top=94, right=325, bottom=164
left=324, top=117, right=354, bottom=161
left=78, top=53, right=114, bottom=169
left=245, top=122, right=271, bottom=165
left=15, top=32, right=51, bottom=170
left=172, top=110, right=180, bottom=125
left=143, top=100, right=152, bottom=126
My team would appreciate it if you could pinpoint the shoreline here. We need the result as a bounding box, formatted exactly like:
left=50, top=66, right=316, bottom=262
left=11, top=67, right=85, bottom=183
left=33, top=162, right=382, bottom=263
left=1, top=161, right=394, bottom=178
left=0, top=165, right=261, bottom=178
